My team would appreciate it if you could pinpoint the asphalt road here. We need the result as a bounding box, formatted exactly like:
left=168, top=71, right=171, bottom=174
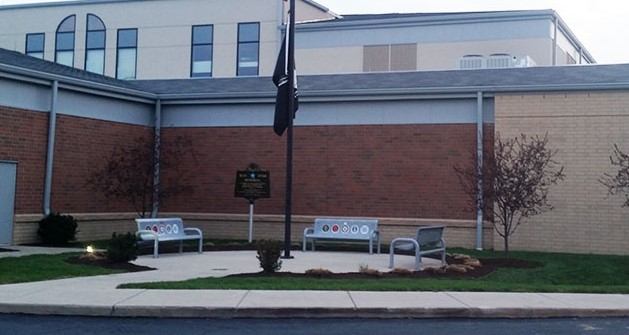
left=1, top=314, right=628, bottom=334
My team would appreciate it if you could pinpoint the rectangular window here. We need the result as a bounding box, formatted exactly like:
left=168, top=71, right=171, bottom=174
left=85, top=30, right=105, bottom=74
left=191, top=25, right=213, bottom=77
left=26, top=33, right=45, bottom=59
left=116, top=29, right=137, bottom=80
left=237, top=22, right=259, bottom=76
left=55, top=31, right=74, bottom=66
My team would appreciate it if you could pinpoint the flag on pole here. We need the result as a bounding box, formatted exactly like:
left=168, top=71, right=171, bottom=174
left=272, top=13, right=298, bottom=136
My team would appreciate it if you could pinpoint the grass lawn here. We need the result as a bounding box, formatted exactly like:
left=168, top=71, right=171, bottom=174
left=119, top=248, right=629, bottom=293
left=2, top=244, right=628, bottom=293
left=0, top=253, right=124, bottom=284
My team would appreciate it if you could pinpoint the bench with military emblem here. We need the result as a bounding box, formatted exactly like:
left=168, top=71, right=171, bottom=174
left=135, top=218, right=203, bottom=258
left=302, top=218, right=380, bottom=254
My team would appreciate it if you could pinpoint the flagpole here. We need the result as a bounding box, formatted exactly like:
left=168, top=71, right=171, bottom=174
left=282, top=0, right=296, bottom=259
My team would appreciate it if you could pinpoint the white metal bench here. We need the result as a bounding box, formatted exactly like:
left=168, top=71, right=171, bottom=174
left=303, top=218, right=380, bottom=254
left=135, top=218, right=203, bottom=258
left=389, top=225, right=446, bottom=270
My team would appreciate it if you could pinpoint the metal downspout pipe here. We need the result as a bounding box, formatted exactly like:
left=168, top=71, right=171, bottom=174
left=43, top=80, right=58, bottom=216
left=476, top=91, right=484, bottom=250
left=150, top=99, right=161, bottom=218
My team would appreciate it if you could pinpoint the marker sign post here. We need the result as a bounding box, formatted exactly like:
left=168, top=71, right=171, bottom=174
left=234, top=163, right=270, bottom=242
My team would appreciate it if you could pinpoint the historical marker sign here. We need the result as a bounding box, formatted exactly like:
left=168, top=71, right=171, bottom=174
left=234, top=163, right=270, bottom=200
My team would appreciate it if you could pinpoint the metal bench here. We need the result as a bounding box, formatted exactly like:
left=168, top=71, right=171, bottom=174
left=303, top=218, right=380, bottom=254
left=135, top=218, right=203, bottom=258
left=389, top=225, right=446, bottom=270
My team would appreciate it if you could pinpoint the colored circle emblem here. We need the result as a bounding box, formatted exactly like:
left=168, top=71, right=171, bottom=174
left=152, top=224, right=159, bottom=233
left=166, top=224, right=172, bottom=234
left=172, top=224, right=179, bottom=234
left=351, top=225, right=359, bottom=234
left=159, top=225, right=165, bottom=234
left=360, top=225, right=370, bottom=234
left=322, top=224, right=330, bottom=232
left=341, top=224, right=349, bottom=233
left=331, top=225, right=340, bottom=233
left=145, top=225, right=151, bottom=231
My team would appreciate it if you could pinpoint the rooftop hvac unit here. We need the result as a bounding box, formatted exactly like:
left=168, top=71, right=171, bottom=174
left=487, top=54, right=537, bottom=69
left=459, top=55, right=484, bottom=69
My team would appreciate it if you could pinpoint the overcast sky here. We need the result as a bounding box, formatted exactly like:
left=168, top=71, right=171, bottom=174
left=1, top=0, right=627, bottom=64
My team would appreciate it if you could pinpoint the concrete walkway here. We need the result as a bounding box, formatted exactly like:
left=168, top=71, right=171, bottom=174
left=0, top=246, right=627, bottom=318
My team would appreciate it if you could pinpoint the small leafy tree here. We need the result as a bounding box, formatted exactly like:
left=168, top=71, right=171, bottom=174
left=454, top=133, right=565, bottom=256
left=87, top=134, right=195, bottom=218
left=599, top=144, right=629, bottom=207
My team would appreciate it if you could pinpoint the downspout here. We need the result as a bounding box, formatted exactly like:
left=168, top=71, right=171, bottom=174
left=476, top=91, right=484, bottom=251
left=43, top=80, right=58, bottom=216
left=150, top=99, right=161, bottom=218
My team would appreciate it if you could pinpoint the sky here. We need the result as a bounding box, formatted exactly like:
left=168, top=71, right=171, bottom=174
left=1, top=0, right=627, bottom=64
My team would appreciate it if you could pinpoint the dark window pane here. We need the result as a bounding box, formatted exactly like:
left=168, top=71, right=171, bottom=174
left=118, top=29, right=137, bottom=48
left=87, top=31, right=105, bottom=49
left=87, top=14, right=105, bottom=31
left=238, top=42, right=259, bottom=76
left=26, top=33, right=44, bottom=53
left=238, top=23, right=259, bottom=42
left=192, top=45, right=212, bottom=61
left=192, top=25, right=213, bottom=45
left=57, top=15, right=75, bottom=33
left=56, top=32, right=74, bottom=50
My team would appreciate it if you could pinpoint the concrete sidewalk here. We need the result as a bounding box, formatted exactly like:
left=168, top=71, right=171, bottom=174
left=0, top=247, right=627, bottom=318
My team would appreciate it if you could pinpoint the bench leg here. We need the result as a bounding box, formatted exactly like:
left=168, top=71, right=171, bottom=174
left=178, top=241, right=184, bottom=254
left=153, top=239, right=159, bottom=258
left=198, top=238, right=203, bottom=254
left=302, top=236, right=306, bottom=252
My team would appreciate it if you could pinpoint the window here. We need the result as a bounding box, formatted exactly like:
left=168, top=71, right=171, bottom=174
left=85, top=14, right=106, bottom=74
left=363, top=44, right=417, bottom=72
left=26, top=33, right=45, bottom=59
left=55, top=15, right=75, bottom=66
left=237, top=22, right=259, bottom=76
left=116, top=29, right=137, bottom=80
left=191, top=25, right=213, bottom=77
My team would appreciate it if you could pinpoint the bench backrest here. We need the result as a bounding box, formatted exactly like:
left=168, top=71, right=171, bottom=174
left=136, top=218, right=187, bottom=238
left=415, top=225, right=445, bottom=246
left=312, top=218, right=378, bottom=239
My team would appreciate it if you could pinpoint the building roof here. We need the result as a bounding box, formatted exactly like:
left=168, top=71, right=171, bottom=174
left=2, top=47, right=629, bottom=103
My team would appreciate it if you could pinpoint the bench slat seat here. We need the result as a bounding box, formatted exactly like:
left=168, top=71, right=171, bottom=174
left=389, top=225, right=446, bottom=270
left=135, top=218, right=203, bottom=258
left=303, top=218, right=380, bottom=254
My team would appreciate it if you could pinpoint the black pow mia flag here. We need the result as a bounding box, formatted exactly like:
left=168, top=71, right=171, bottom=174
left=272, top=30, right=298, bottom=136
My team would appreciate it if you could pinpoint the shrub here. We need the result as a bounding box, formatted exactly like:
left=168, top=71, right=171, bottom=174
left=256, top=239, right=283, bottom=273
left=37, top=213, right=78, bottom=246
left=107, top=232, right=138, bottom=263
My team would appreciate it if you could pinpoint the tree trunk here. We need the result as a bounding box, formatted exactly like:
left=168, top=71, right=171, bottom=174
left=504, top=233, right=509, bottom=257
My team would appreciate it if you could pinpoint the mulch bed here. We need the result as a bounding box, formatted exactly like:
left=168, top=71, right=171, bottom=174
left=64, top=249, right=541, bottom=279
left=65, top=255, right=155, bottom=272
left=226, top=255, right=541, bottom=280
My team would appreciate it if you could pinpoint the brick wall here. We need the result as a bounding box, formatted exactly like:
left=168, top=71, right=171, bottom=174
left=50, top=114, right=152, bottom=213
left=495, top=91, right=629, bottom=255
left=0, top=106, right=152, bottom=215
left=0, top=106, right=48, bottom=214
left=161, top=124, right=488, bottom=221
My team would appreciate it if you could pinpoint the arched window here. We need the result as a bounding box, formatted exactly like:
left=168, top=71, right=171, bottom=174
left=55, top=15, right=75, bottom=66
left=85, top=14, right=106, bottom=74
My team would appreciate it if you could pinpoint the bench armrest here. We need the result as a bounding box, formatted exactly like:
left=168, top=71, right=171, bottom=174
left=303, top=227, right=314, bottom=235
left=184, top=227, right=203, bottom=237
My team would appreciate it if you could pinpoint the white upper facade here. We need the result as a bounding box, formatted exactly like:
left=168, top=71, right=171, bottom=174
left=0, top=0, right=594, bottom=80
